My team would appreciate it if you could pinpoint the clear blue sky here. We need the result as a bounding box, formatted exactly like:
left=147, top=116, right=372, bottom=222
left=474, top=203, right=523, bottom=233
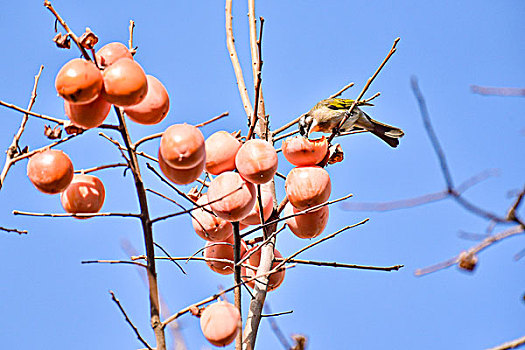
left=1, top=1, right=524, bottom=349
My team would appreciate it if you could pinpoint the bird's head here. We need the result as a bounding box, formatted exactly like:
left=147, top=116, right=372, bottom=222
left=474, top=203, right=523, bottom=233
left=298, top=114, right=317, bottom=138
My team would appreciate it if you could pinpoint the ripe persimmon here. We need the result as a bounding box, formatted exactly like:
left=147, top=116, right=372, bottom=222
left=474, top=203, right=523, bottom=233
left=160, top=123, right=205, bottom=169
left=55, top=58, right=103, bottom=104
left=60, top=174, right=105, bottom=218
left=207, top=171, right=256, bottom=221
left=240, top=183, right=274, bottom=225
left=204, top=235, right=247, bottom=275
left=27, top=149, right=74, bottom=194
left=95, top=42, right=133, bottom=68
left=285, top=166, right=331, bottom=210
left=158, top=150, right=204, bottom=185
left=64, top=93, right=111, bottom=129
left=282, top=136, right=328, bottom=166
left=200, top=301, right=241, bottom=347
left=102, top=58, right=148, bottom=106
left=192, top=195, right=233, bottom=242
left=235, top=139, right=278, bottom=184
left=124, top=75, right=169, bottom=125
left=242, top=247, right=285, bottom=292
left=284, top=203, right=329, bottom=239
left=205, top=131, right=241, bottom=175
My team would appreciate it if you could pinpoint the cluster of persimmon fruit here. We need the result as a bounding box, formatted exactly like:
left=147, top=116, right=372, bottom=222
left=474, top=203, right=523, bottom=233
left=24, top=40, right=334, bottom=347
left=27, top=41, right=169, bottom=217
left=159, top=124, right=332, bottom=345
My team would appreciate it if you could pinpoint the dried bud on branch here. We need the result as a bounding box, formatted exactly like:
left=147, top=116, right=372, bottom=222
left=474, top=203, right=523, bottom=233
left=79, top=27, right=98, bottom=50
left=44, top=125, right=62, bottom=139
left=458, top=251, right=478, bottom=272
left=53, top=32, right=70, bottom=49
left=327, top=143, right=344, bottom=165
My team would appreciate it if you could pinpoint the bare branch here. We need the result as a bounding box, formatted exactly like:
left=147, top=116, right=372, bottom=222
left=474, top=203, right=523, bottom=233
left=12, top=210, right=140, bottom=218
left=471, top=85, right=525, bottom=97
left=82, top=260, right=148, bottom=269
left=328, top=82, right=355, bottom=99
left=75, top=163, right=128, bottom=174
left=109, top=290, right=154, bottom=350
left=276, top=258, right=403, bottom=272
left=0, top=226, right=28, bottom=234
left=415, top=225, right=525, bottom=277
left=225, top=0, right=253, bottom=118
left=485, top=335, right=525, bottom=350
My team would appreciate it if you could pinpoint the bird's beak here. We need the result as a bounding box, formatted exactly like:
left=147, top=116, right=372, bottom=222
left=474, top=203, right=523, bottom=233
left=307, top=119, right=318, bottom=137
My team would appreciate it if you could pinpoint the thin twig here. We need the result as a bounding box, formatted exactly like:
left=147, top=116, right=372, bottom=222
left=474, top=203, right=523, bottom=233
left=1, top=65, right=44, bottom=190
left=328, top=82, right=355, bottom=99
left=415, top=225, right=525, bottom=276
left=109, top=290, right=154, bottom=350
left=0, top=226, right=28, bottom=235
left=75, top=163, right=128, bottom=174
left=43, top=0, right=91, bottom=60
left=264, top=303, right=292, bottom=350
left=471, top=85, right=525, bottom=97
left=276, top=258, right=403, bottom=272
left=225, top=0, right=253, bottom=118
left=274, top=219, right=370, bottom=271
left=12, top=210, right=140, bottom=218
left=129, top=20, right=137, bottom=55
left=154, top=242, right=186, bottom=275
left=82, top=260, right=148, bottom=269
left=485, top=335, right=525, bottom=350
left=327, top=38, right=400, bottom=144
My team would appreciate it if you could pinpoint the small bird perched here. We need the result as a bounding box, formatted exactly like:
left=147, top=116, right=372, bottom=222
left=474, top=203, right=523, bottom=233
left=298, top=98, right=404, bottom=147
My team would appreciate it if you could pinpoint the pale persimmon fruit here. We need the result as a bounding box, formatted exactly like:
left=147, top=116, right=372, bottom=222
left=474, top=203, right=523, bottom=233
left=159, top=123, right=205, bottom=169
left=235, top=139, right=278, bottom=184
left=200, top=300, right=241, bottom=347
left=60, top=174, right=105, bottom=219
left=241, top=247, right=285, bottom=292
left=284, top=203, right=329, bottom=239
left=207, top=171, right=256, bottom=221
left=102, top=58, right=148, bottom=106
left=240, top=183, right=274, bottom=225
left=64, top=93, right=111, bottom=129
left=282, top=136, right=328, bottom=166
left=158, top=150, right=204, bottom=185
left=124, top=75, right=169, bottom=125
left=55, top=58, right=103, bottom=104
left=27, top=149, right=74, bottom=194
left=204, top=235, right=247, bottom=275
left=285, top=166, right=331, bottom=210
left=192, top=194, right=233, bottom=242
left=95, top=42, right=133, bottom=68
left=205, top=131, right=241, bottom=175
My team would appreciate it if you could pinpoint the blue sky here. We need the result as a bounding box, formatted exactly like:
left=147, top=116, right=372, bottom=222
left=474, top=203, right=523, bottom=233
left=0, top=1, right=524, bottom=349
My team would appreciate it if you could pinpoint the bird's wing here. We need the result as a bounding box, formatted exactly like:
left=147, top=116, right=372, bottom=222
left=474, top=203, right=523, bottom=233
left=326, top=98, right=356, bottom=110
left=326, top=98, right=374, bottom=110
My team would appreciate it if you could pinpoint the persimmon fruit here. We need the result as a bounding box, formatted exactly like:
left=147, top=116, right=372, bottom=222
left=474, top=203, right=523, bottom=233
left=282, top=136, right=328, bottom=166
left=200, top=300, right=241, bottom=347
left=285, top=166, right=331, bottom=210
left=235, top=139, right=278, bottom=184
left=27, top=149, right=74, bottom=194
left=205, top=131, right=241, bottom=175
left=60, top=174, right=105, bottom=219
left=284, top=203, right=329, bottom=239
left=207, top=171, right=256, bottom=221
left=64, top=93, right=111, bottom=129
left=158, top=150, right=204, bottom=185
left=55, top=58, right=103, bottom=104
left=159, top=123, right=205, bottom=170
left=124, top=75, right=170, bottom=125
left=191, top=195, right=233, bottom=242
left=242, top=247, right=285, bottom=292
left=240, top=183, right=274, bottom=225
left=102, top=58, right=148, bottom=106
left=203, top=235, right=247, bottom=275
left=95, top=42, right=133, bottom=67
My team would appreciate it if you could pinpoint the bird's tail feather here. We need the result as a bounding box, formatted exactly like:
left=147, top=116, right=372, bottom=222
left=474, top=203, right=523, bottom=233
left=369, top=117, right=404, bottom=148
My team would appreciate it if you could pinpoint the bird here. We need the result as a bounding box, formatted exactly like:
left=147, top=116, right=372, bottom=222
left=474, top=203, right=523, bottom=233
left=298, top=98, right=404, bottom=147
